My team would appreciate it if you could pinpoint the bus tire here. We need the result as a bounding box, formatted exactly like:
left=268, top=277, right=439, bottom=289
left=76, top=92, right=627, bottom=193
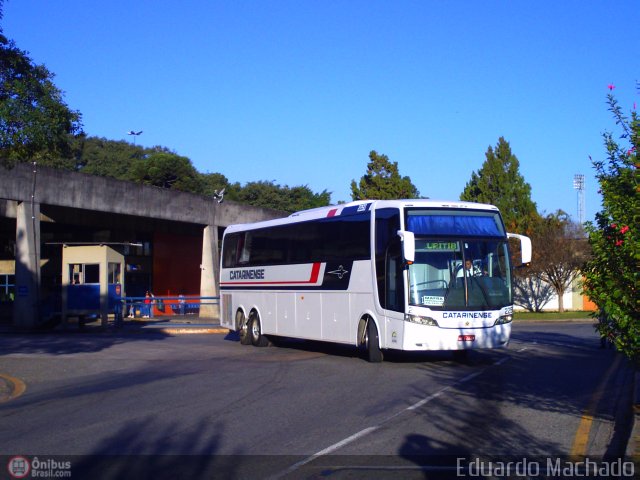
left=249, top=312, right=269, bottom=347
left=365, top=318, right=383, bottom=363
left=236, top=310, right=251, bottom=345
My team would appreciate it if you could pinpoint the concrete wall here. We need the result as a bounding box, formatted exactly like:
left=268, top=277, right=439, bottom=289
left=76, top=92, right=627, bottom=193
left=0, top=163, right=283, bottom=228
left=514, top=276, right=594, bottom=312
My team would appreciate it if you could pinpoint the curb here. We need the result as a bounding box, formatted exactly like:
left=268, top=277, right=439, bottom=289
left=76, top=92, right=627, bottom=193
left=0, top=323, right=230, bottom=335
left=123, top=319, right=228, bottom=335
left=0, top=373, right=26, bottom=404
left=140, top=326, right=229, bottom=335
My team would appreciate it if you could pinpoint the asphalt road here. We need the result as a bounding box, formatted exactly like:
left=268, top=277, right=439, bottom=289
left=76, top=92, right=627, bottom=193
left=0, top=321, right=634, bottom=479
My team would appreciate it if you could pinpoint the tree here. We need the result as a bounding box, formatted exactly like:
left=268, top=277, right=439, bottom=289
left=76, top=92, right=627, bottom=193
left=236, top=180, right=331, bottom=213
left=351, top=150, right=419, bottom=200
left=0, top=32, right=82, bottom=168
left=200, top=172, right=242, bottom=201
left=513, top=275, right=555, bottom=312
left=127, top=152, right=205, bottom=193
left=527, top=211, right=590, bottom=312
left=583, top=85, right=639, bottom=364
left=73, top=136, right=145, bottom=179
left=460, top=137, right=538, bottom=233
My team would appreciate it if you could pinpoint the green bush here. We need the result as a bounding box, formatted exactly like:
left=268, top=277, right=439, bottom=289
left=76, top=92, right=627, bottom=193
left=582, top=85, right=639, bottom=365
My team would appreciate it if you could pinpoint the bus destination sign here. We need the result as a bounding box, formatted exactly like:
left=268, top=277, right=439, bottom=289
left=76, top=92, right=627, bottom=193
left=421, top=241, right=459, bottom=252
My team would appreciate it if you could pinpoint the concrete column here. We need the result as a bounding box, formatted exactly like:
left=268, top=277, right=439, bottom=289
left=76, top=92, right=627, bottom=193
left=14, top=201, right=41, bottom=328
left=200, top=225, right=220, bottom=319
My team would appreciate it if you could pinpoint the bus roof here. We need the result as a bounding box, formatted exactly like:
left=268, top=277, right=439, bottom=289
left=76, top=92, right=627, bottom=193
left=224, top=199, right=500, bottom=234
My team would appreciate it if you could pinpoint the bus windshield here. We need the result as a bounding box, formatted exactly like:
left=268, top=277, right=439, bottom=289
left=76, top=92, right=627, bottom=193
left=407, top=238, right=512, bottom=310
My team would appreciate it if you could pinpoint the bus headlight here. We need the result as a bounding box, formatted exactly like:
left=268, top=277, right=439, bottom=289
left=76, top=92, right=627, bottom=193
left=494, top=314, right=513, bottom=325
left=405, top=314, right=439, bottom=326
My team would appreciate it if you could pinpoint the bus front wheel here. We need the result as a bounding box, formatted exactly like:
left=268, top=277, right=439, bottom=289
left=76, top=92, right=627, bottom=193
left=249, top=312, right=269, bottom=347
left=364, top=319, right=383, bottom=363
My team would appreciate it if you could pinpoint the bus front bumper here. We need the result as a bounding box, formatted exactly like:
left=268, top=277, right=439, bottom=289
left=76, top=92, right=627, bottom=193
left=400, top=321, right=511, bottom=351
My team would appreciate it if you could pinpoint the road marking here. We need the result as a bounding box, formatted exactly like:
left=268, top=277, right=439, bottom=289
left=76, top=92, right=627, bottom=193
left=270, top=354, right=513, bottom=479
left=569, top=354, right=622, bottom=459
left=0, top=373, right=27, bottom=403
left=407, top=370, right=483, bottom=411
left=269, top=427, right=379, bottom=479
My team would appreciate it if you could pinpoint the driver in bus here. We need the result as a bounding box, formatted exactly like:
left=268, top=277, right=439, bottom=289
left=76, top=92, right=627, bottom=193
left=456, top=259, right=482, bottom=278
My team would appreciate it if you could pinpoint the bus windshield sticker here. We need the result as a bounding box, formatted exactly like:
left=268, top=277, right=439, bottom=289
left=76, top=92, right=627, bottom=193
left=422, top=295, right=445, bottom=306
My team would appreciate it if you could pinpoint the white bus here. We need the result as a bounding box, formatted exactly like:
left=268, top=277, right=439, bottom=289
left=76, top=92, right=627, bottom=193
left=219, top=199, right=531, bottom=362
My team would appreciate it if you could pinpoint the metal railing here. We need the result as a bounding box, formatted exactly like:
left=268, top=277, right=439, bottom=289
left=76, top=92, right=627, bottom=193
left=122, top=296, right=219, bottom=319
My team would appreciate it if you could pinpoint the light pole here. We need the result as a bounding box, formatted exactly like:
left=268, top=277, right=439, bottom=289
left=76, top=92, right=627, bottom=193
left=573, top=174, right=585, bottom=224
left=127, top=130, right=143, bottom=145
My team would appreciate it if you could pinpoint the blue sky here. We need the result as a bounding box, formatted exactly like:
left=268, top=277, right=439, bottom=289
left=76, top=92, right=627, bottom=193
left=3, top=1, right=638, bottom=221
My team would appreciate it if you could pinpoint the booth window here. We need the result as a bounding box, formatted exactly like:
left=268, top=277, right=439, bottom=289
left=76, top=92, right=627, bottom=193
left=69, top=264, right=83, bottom=284
left=108, top=263, right=121, bottom=284
left=84, top=264, right=100, bottom=283
left=69, top=263, right=100, bottom=284
left=0, top=274, right=14, bottom=302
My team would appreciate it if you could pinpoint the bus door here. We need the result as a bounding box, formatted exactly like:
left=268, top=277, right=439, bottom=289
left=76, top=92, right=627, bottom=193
left=374, top=208, right=405, bottom=346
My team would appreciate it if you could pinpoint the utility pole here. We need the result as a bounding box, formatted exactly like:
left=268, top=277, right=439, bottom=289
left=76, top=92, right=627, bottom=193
left=573, top=174, right=585, bottom=224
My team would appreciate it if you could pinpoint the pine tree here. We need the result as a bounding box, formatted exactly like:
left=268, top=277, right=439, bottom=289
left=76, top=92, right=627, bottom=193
left=351, top=150, right=419, bottom=200
left=460, top=137, right=538, bottom=233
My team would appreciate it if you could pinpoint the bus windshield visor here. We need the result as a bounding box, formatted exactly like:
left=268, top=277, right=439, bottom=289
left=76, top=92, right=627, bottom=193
left=407, top=238, right=512, bottom=310
left=406, top=209, right=505, bottom=237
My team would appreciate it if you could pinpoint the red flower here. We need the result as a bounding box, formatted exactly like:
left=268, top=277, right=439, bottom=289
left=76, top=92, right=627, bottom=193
left=608, top=84, right=616, bottom=91
left=620, top=225, right=630, bottom=234
left=615, top=240, right=624, bottom=246
left=611, top=223, right=618, bottom=229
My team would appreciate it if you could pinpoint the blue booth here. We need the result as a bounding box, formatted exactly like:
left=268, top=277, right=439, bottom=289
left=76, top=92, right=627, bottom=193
left=61, top=245, right=125, bottom=328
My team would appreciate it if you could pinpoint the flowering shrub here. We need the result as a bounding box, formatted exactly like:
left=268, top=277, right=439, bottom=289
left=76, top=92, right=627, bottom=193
left=583, top=84, right=639, bottom=364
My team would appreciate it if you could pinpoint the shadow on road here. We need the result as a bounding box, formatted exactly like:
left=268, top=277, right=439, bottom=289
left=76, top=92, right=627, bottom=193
left=0, top=329, right=172, bottom=356
left=394, top=328, right=634, bottom=478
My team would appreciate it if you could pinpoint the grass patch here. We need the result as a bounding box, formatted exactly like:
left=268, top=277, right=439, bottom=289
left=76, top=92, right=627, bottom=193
left=514, top=310, right=594, bottom=321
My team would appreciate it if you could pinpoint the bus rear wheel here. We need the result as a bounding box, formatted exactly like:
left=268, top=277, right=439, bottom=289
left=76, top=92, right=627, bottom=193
left=236, top=310, right=251, bottom=345
left=249, top=312, right=269, bottom=347
left=364, top=319, right=383, bottom=363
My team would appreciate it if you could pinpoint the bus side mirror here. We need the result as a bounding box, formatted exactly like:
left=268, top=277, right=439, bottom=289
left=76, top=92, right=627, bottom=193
left=397, top=230, right=415, bottom=264
left=507, top=233, right=532, bottom=266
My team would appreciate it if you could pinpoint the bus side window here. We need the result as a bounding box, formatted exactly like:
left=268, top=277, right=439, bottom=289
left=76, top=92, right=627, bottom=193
left=222, top=234, right=240, bottom=268
left=238, top=232, right=251, bottom=265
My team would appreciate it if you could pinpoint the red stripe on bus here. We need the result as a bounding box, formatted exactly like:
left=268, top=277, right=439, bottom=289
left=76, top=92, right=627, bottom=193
left=327, top=209, right=337, bottom=217
left=220, top=262, right=322, bottom=286
left=309, top=262, right=321, bottom=283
